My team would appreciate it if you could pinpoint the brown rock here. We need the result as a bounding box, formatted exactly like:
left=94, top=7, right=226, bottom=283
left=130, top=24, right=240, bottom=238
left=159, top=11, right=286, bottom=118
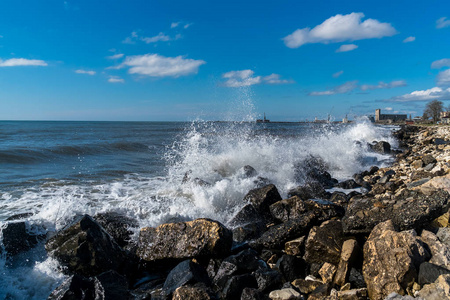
left=304, top=220, right=344, bottom=266
left=136, top=218, right=232, bottom=262
left=285, top=236, right=306, bottom=256
left=420, top=230, right=450, bottom=270
left=337, top=288, right=369, bottom=300
left=291, top=278, right=323, bottom=294
left=319, top=262, right=337, bottom=284
left=334, top=239, right=361, bottom=287
left=172, top=285, right=213, bottom=300
left=362, top=220, right=428, bottom=300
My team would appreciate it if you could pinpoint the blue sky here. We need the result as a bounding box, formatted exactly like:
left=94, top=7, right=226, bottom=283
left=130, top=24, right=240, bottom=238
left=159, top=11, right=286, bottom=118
left=0, top=0, right=449, bottom=121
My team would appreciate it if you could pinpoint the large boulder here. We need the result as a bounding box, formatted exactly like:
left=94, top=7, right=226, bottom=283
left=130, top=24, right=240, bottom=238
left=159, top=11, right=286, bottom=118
left=243, top=184, right=282, bottom=220
left=420, top=230, right=450, bottom=270
left=334, top=239, right=361, bottom=287
left=269, top=197, right=344, bottom=224
left=137, top=218, right=232, bottom=262
left=362, top=220, right=428, bottom=300
left=304, top=220, right=344, bottom=266
left=418, top=262, right=450, bottom=286
left=370, top=141, right=391, bottom=154
left=45, top=215, right=128, bottom=277
left=162, top=260, right=211, bottom=297
left=418, top=274, right=450, bottom=299
left=93, top=211, right=139, bottom=250
left=2, top=221, right=44, bottom=257
left=342, top=189, right=450, bottom=234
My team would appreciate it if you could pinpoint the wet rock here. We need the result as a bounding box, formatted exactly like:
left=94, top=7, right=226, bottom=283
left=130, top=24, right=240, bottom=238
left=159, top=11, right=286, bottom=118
left=418, top=274, right=450, bottom=299
left=137, top=218, right=232, bottom=262
left=336, top=179, right=360, bottom=189
left=253, top=268, right=283, bottom=292
left=268, top=288, right=302, bottom=300
left=221, top=274, right=258, bottom=299
left=243, top=184, right=282, bottom=220
left=362, top=220, right=428, bottom=300
left=270, top=197, right=344, bottom=224
left=287, top=182, right=329, bottom=200
left=94, top=211, right=138, bottom=250
left=342, top=189, right=450, bottom=234
left=232, top=222, right=267, bottom=243
left=241, top=288, right=270, bottom=300
left=45, top=214, right=128, bottom=277
left=172, top=284, right=215, bottom=300
left=228, top=204, right=267, bottom=242
left=162, top=260, right=211, bottom=297
left=418, top=262, right=450, bottom=286
left=250, top=211, right=317, bottom=250
left=329, top=192, right=349, bottom=207
left=276, top=254, right=307, bottom=282
left=285, top=236, right=306, bottom=257
left=371, top=141, right=391, bottom=154
left=241, top=165, right=258, bottom=178
left=5, top=212, right=34, bottom=221
left=47, top=274, right=95, bottom=300
left=213, top=249, right=265, bottom=289
left=297, top=155, right=336, bottom=189
left=94, top=270, right=131, bottom=300
left=304, top=220, right=344, bottom=266
left=2, top=221, right=44, bottom=257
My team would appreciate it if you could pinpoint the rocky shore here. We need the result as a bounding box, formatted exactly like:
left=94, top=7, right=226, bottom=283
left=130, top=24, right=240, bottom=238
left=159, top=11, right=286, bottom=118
left=4, top=125, right=450, bottom=299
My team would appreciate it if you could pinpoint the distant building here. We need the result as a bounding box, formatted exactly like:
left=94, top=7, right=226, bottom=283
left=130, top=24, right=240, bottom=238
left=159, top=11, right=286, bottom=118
left=441, top=111, right=450, bottom=124
left=375, top=109, right=407, bottom=123
left=256, top=113, right=270, bottom=123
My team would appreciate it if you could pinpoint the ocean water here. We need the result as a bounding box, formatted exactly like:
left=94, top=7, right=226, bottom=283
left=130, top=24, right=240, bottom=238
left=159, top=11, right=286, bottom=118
left=0, top=119, right=397, bottom=299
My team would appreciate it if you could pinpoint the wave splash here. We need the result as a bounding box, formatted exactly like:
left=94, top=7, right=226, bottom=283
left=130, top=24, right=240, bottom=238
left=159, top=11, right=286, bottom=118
left=0, top=118, right=397, bottom=299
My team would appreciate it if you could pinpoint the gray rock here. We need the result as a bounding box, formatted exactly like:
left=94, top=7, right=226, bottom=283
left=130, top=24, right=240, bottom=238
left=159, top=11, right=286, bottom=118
left=418, top=262, right=450, bottom=286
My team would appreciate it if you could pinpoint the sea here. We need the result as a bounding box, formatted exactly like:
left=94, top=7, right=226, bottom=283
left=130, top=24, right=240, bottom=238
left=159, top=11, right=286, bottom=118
left=0, top=119, right=398, bottom=299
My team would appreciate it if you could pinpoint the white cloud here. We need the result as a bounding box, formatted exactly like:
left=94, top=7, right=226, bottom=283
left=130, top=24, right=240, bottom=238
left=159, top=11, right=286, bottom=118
left=222, top=70, right=294, bottom=87
left=117, top=54, right=206, bottom=78
left=75, top=69, right=96, bottom=75
left=106, top=53, right=124, bottom=60
left=437, top=69, right=450, bottom=87
left=385, top=107, right=393, bottom=111
left=171, top=22, right=180, bottom=28
left=122, top=31, right=138, bottom=44
left=262, top=73, right=294, bottom=85
left=283, top=12, right=397, bottom=48
left=360, top=80, right=407, bottom=91
left=431, top=58, right=450, bottom=69
left=336, top=44, right=358, bottom=53
left=403, top=36, right=416, bottom=43
left=141, top=32, right=171, bottom=44
left=0, top=58, right=48, bottom=67
left=332, top=70, right=344, bottom=78
left=386, top=87, right=450, bottom=102
left=184, top=23, right=193, bottom=29
left=108, top=76, right=124, bottom=83
left=436, top=17, right=450, bottom=29
left=309, top=81, right=359, bottom=96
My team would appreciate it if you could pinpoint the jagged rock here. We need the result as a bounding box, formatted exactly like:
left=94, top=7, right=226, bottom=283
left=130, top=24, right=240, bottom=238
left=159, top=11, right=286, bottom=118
left=45, top=214, right=128, bottom=277
left=172, top=284, right=215, bottom=300
left=342, top=190, right=450, bottom=234
left=348, top=268, right=366, bottom=289
left=334, top=239, right=361, bottom=287
left=383, top=293, right=418, bottom=300
left=276, top=254, right=307, bottom=282
left=413, top=173, right=450, bottom=194
left=319, top=262, right=337, bottom=284
left=362, top=220, right=428, bottom=300
left=162, top=260, right=211, bottom=297
left=241, top=165, right=258, bottom=178
left=137, top=218, right=232, bottom=262
left=287, top=182, right=330, bottom=200
left=418, top=274, right=450, bottom=299
left=94, top=270, right=131, bottom=300
left=221, top=274, right=258, bottom=299
left=329, top=192, right=349, bottom=207
left=47, top=274, right=95, bottom=300
left=232, top=222, right=267, bottom=243
left=422, top=155, right=437, bottom=166
left=285, top=236, right=306, bottom=257
left=268, top=288, right=302, bottom=300
left=2, top=221, right=44, bottom=257
left=243, top=184, right=282, bottom=219
left=411, top=159, right=424, bottom=169
left=228, top=204, right=267, bottom=242
left=253, top=268, right=283, bottom=292
left=337, top=288, right=368, bottom=300
left=241, top=288, right=270, bottom=300
left=270, top=197, right=344, bottom=224
left=228, top=204, right=263, bottom=228
left=371, top=141, right=391, bottom=154
left=94, top=211, right=138, bottom=249
left=213, top=249, right=265, bottom=289
left=420, top=230, right=450, bottom=270
left=295, top=156, right=336, bottom=189
left=337, top=179, right=360, bottom=189
left=304, top=220, right=344, bottom=266
left=291, top=278, right=323, bottom=294
left=436, top=227, right=450, bottom=246
left=250, top=211, right=317, bottom=250
left=418, top=262, right=450, bottom=286
left=307, top=283, right=331, bottom=300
